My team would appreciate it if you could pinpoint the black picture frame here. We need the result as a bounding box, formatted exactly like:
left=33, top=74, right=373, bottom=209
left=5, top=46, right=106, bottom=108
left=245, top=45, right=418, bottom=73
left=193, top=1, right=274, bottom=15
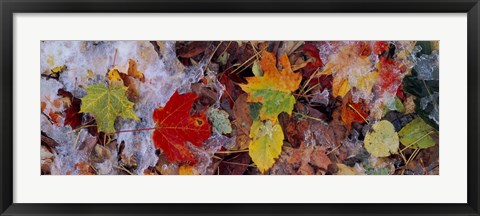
left=1, top=0, right=479, bottom=215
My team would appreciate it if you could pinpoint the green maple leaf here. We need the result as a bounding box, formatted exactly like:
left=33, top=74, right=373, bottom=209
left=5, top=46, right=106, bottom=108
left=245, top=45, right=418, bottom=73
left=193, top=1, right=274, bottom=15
left=80, top=83, right=139, bottom=133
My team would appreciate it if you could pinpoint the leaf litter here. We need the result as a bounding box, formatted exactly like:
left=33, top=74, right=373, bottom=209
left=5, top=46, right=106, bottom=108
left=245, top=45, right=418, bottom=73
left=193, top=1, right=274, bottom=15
left=41, top=41, right=439, bottom=175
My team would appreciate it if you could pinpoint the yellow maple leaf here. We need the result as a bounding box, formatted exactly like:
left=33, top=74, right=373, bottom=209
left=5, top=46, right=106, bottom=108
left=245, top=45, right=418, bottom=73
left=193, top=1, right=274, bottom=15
left=239, top=51, right=302, bottom=121
left=248, top=119, right=284, bottom=174
left=107, top=69, right=124, bottom=87
left=178, top=165, right=194, bottom=175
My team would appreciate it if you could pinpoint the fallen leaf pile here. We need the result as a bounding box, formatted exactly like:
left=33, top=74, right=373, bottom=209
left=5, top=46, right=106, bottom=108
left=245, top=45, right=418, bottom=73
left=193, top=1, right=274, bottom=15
left=40, top=40, right=439, bottom=175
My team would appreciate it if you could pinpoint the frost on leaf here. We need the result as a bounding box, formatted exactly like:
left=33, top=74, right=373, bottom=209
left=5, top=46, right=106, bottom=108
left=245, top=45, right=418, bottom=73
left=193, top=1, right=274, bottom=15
left=248, top=119, right=284, bottom=174
left=398, top=117, right=435, bottom=149
left=239, top=51, right=301, bottom=121
left=320, top=43, right=376, bottom=99
left=152, top=91, right=211, bottom=164
left=80, top=83, right=139, bottom=133
left=364, top=120, right=399, bottom=157
left=40, top=40, right=440, bottom=176
left=207, top=107, right=232, bottom=135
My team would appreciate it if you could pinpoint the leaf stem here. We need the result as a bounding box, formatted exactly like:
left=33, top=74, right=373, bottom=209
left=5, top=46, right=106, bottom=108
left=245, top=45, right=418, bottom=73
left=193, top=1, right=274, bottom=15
left=108, top=127, right=157, bottom=135
left=298, top=67, right=321, bottom=96
left=326, top=144, right=342, bottom=155
left=400, top=130, right=435, bottom=152
left=401, top=148, right=421, bottom=175
left=293, top=112, right=324, bottom=122
left=347, top=104, right=369, bottom=124
left=231, top=51, right=262, bottom=74
left=114, top=165, right=133, bottom=175
left=203, top=41, right=224, bottom=72
left=215, top=149, right=249, bottom=154
left=221, top=161, right=256, bottom=167
left=112, top=48, right=118, bottom=67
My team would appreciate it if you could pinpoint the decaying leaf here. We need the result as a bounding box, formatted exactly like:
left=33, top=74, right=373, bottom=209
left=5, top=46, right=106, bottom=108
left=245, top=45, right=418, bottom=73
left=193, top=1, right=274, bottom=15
left=219, top=152, right=251, bottom=175
left=335, top=164, right=363, bottom=175
left=177, top=41, right=210, bottom=58
left=73, top=161, right=96, bottom=175
left=320, top=44, right=374, bottom=98
left=207, top=107, right=232, bottom=135
left=287, top=143, right=332, bottom=174
left=107, top=69, right=124, bottom=86
left=232, top=94, right=254, bottom=150
left=40, top=40, right=440, bottom=176
left=364, top=120, right=399, bottom=157
left=341, top=92, right=369, bottom=132
left=80, top=83, right=139, bottom=133
left=57, top=89, right=83, bottom=129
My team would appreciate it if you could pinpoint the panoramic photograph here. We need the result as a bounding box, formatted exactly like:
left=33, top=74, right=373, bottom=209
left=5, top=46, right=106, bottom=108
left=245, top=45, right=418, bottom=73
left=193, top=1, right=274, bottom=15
left=40, top=41, right=439, bottom=175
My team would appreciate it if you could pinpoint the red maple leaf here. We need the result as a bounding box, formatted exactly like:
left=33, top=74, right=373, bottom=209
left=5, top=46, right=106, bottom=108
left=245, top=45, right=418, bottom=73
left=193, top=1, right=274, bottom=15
left=373, top=41, right=389, bottom=55
left=152, top=91, right=211, bottom=164
left=57, top=89, right=83, bottom=129
left=302, top=42, right=325, bottom=87
left=356, top=41, right=372, bottom=57
left=376, top=57, right=406, bottom=95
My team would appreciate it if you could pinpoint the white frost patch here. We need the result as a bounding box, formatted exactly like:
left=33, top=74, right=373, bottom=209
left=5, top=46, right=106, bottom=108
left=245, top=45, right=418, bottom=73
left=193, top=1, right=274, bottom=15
left=414, top=51, right=439, bottom=81
left=43, top=115, right=89, bottom=175
left=41, top=41, right=209, bottom=175
left=40, top=78, right=64, bottom=113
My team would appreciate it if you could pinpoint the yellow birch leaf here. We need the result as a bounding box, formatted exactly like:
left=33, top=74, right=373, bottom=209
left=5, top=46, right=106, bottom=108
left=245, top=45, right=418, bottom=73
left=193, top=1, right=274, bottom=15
left=364, top=120, right=399, bottom=157
left=248, top=119, right=284, bottom=173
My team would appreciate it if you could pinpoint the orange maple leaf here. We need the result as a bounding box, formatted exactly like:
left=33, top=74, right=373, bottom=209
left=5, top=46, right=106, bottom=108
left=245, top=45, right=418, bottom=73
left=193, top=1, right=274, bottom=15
left=341, top=92, right=369, bottom=132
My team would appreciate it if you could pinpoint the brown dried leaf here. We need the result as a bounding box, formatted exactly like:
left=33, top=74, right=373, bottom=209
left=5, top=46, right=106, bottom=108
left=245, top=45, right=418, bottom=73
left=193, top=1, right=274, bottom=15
left=178, top=41, right=210, bottom=58
left=219, top=152, right=251, bottom=175
left=232, top=94, right=252, bottom=150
